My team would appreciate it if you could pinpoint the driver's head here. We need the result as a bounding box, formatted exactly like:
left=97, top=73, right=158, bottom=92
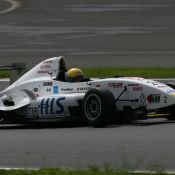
left=65, top=68, right=84, bottom=82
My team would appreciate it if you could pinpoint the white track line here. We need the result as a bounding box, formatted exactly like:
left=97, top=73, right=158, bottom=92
left=0, top=78, right=10, bottom=81
left=133, top=170, right=175, bottom=174
left=0, top=0, right=21, bottom=15
left=0, top=167, right=39, bottom=170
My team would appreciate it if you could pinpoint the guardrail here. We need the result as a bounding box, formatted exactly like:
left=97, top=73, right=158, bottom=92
left=0, top=63, right=26, bottom=84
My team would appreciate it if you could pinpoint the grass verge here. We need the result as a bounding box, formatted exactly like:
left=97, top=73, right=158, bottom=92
left=83, top=67, right=175, bottom=78
left=0, top=68, right=175, bottom=78
left=0, top=71, right=10, bottom=78
left=0, top=168, right=172, bottom=175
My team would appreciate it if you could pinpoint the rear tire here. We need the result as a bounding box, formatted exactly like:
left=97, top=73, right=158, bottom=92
left=121, top=106, right=135, bottom=123
left=82, top=88, right=116, bottom=127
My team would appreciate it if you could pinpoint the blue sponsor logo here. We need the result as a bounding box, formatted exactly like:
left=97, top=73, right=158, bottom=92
left=166, top=89, right=175, bottom=94
left=53, top=86, right=59, bottom=94
left=40, top=97, right=65, bottom=116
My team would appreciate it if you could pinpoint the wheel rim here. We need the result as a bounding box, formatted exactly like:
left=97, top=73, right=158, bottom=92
left=84, top=94, right=102, bottom=121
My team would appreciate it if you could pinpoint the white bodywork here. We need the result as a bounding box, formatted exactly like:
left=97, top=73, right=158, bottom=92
left=0, top=56, right=175, bottom=121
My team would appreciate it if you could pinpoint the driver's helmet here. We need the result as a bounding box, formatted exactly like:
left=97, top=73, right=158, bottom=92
left=65, top=68, right=84, bottom=82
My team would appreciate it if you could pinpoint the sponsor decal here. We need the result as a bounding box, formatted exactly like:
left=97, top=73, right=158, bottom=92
left=126, top=77, right=144, bottom=81
left=37, top=70, right=49, bottom=74
left=108, top=83, right=123, bottom=88
left=33, top=88, right=38, bottom=92
left=44, top=60, right=53, bottom=64
left=61, top=88, right=73, bottom=91
left=46, top=88, right=51, bottom=92
left=147, top=94, right=160, bottom=104
left=128, top=84, right=139, bottom=87
left=40, top=65, right=51, bottom=69
left=164, top=96, right=167, bottom=103
left=133, top=87, right=143, bottom=91
left=24, top=107, right=39, bottom=117
left=166, top=89, right=175, bottom=94
left=157, top=85, right=167, bottom=89
left=53, top=86, right=59, bottom=94
left=38, top=60, right=52, bottom=74
left=77, top=87, right=90, bottom=91
left=139, top=93, right=146, bottom=106
left=43, top=82, right=53, bottom=86
left=96, top=84, right=101, bottom=88
left=146, top=80, right=159, bottom=86
left=40, top=97, right=65, bottom=116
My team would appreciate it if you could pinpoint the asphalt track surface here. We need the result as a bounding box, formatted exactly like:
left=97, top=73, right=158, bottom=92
left=0, top=119, right=175, bottom=170
left=1, top=0, right=175, bottom=171
left=0, top=0, right=175, bottom=68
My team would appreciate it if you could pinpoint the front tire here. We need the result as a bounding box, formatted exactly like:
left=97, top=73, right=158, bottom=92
left=0, top=111, right=5, bottom=122
left=82, top=88, right=116, bottom=127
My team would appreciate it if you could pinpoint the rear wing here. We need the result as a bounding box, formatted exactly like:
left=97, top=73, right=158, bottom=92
left=0, top=63, right=26, bottom=84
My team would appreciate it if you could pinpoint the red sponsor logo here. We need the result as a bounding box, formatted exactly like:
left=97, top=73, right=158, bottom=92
left=133, top=87, right=143, bottom=91
left=96, top=84, right=101, bottom=88
left=40, top=65, right=51, bottom=69
left=147, top=94, right=160, bottom=103
left=108, top=83, right=123, bottom=88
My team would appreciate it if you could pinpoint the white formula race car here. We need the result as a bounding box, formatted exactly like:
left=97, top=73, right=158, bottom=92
left=0, top=56, right=175, bottom=126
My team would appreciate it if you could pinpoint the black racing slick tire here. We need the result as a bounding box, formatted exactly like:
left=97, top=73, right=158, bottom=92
left=82, top=88, right=116, bottom=127
left=0, top=111, right=5, bottom=122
